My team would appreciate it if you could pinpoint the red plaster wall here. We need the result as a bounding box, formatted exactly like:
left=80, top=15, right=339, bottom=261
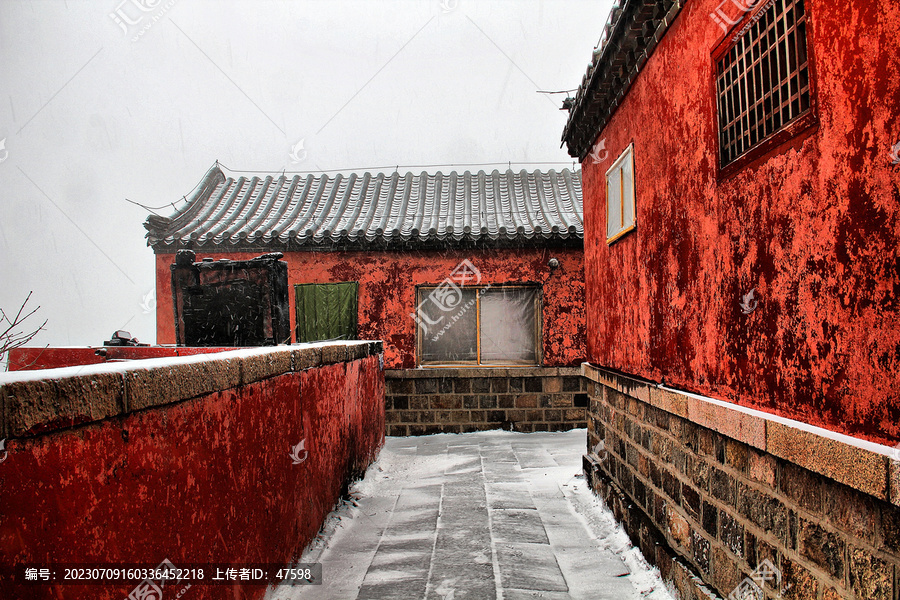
left=7, top=346, right=235, bottom=371
left=0, top=356, right=384, bottom=600
left=580, top=0, right=900, bottom=443
left=155, top=248, right=586, bottom=369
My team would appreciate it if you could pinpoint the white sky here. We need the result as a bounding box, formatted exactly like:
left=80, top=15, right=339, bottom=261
left=0, top=0, right=612, bottom=347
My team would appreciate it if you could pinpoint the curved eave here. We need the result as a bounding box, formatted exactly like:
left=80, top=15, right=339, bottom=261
left=561, top=0, right=684, bottom=160
left=149, top=231, right=584, bottom=254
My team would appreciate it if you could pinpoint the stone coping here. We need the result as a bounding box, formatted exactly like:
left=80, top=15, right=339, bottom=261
left=0, top=341, right=382, bottom=440
left=385, top=367, right=582, bottom=379
left=583, top=363, right=900, bottom=505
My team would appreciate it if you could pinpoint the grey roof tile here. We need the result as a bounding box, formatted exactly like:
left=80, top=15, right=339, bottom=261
left=145, top=165, right=583, bottom=251
left=562, top=0, right=683, bottom=160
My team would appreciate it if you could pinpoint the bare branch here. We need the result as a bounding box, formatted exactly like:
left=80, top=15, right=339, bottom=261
left=16, top=346, right=49, bottom=371
left=0, top=292, right=48, bottom=370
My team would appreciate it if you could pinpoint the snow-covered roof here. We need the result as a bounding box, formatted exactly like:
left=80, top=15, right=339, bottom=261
left=144, top=165, right=583, bottom=252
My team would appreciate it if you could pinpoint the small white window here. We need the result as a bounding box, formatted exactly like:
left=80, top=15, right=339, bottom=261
left=606, top=144, right=636, bottom=244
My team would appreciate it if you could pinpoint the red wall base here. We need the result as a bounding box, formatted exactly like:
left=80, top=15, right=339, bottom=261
left=6, top=346, right=236, bottom=371
left=0, top=354, right=384, bottom=600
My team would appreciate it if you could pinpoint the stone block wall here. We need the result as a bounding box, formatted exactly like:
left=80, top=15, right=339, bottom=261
left=385, top=368, right=588, bottom=436
left=583, top=364, right=900, bottom=600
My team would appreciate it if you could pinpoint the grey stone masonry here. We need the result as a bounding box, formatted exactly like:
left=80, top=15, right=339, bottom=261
left=385, top=367, right=588, bottom=436
left=583, top=363, right=900, bottom=600
left=0, top=341, right=382, bottom=439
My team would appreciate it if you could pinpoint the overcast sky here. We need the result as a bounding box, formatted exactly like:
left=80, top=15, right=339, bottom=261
left=0, top=0, right=612, bottom=348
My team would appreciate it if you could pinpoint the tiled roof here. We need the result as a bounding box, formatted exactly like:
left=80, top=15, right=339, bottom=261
left=145, top=165, right=583, bottom=251
left=562, top=0, right=683, bottom=160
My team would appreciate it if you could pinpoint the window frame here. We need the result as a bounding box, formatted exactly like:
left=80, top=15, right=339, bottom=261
left=711, top=0, right=818, bottom=179
left=414, top=283, right=543, bottom=368
left=605, top=143, right=636, bottom=245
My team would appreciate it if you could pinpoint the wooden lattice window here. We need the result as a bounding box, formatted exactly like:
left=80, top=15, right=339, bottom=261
left=715, top=0, right=811, bottom=169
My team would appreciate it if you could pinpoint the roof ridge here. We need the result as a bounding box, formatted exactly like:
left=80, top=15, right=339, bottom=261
left=144, top=165, right=584, bottom=251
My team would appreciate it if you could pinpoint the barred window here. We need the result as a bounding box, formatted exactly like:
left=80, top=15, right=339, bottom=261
left=715, top=0, right=811, bottom=168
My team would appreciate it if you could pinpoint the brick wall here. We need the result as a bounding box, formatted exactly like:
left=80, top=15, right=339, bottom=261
left=385, top=368, right=588, bottom=436
left=583, top=364, right=900, bottom=600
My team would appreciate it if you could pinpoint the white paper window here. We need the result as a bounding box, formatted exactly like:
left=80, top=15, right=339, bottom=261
left=416, top=286, right=541, bottom=366
left=606, top=143, right=636, bottom=244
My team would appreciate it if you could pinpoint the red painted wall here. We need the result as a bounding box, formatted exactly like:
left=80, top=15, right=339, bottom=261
left=7, top=346, right=235, bottom=371
left=155, top=248, right=586, bottom=369
left=580, top=0, right=900, bottom=444
left=0, top=355, right=384, bottom=600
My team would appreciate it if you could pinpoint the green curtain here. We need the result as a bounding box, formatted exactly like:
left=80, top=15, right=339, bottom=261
left=295, top=282, right=359, bottom=343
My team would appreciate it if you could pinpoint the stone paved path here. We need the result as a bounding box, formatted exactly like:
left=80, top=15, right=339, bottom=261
left=269, top=430, right=672, bottom=600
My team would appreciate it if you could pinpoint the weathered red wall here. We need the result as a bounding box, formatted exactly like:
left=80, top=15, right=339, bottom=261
left=7, top=346, right=235, bottom=371
left=580, top=0, right=900, bottom=443
left=0, top=354, right=384, bottom=599
left=155, top=248, right=586, bottom=369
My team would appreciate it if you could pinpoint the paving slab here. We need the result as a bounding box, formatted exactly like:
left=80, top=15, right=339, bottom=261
left=511, top=445, right=559, bottom=469
left=503, top=590, right=573, bottom=600
left=425, top=561, right=496, bottom=600
left=496, top=542, right=568, bottom=592
left=270, top=429, right=674, bottom=600
left=491, top=508, right=550, bottom=544
left=486, top=485, right=536, bottom=510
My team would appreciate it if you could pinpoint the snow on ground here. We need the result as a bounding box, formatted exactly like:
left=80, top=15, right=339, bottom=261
left=267, top=429, right=676, bottom=600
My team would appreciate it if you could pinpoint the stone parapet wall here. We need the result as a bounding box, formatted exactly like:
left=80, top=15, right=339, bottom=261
left=0, top=341, right=384, bottom=600
left=385, top=367, right=588, bottom=436
left=1, top=341, right=381, bottom=438
left=583, top=364, right=900, bottom=600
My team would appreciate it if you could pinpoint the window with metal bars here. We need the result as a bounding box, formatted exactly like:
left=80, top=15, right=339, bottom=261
left=715, top=0, right=811, bottom=168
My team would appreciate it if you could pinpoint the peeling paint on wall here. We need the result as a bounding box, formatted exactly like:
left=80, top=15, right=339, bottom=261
left=579, top=0, right=900, bottom=443
left=156, top=249, right=586, bottom=369
left=0, top=355, right=384, bottom=600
